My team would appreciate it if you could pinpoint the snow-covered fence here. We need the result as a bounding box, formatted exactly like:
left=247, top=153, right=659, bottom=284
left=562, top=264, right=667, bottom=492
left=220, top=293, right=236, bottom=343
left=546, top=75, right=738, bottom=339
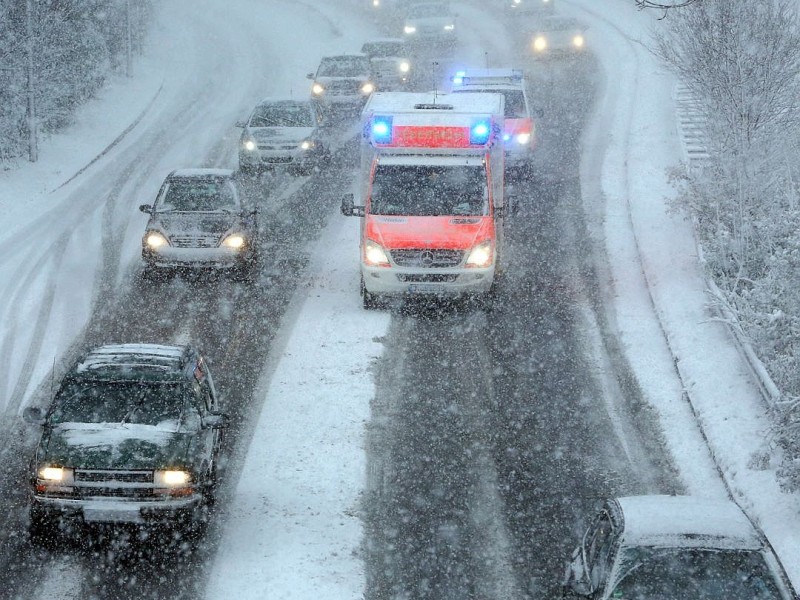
left=673, top=84, right=710, bottom=174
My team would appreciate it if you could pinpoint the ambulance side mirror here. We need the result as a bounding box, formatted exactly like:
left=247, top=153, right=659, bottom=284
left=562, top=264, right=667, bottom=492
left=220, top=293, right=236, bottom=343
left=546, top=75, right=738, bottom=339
left=341, top=193, right=364, bottom=217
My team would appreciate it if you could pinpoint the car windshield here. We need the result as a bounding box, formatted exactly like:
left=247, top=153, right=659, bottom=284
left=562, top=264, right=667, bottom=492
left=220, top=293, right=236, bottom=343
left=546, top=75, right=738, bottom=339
left=540, top=17, right=581, bottom=32
left=49, top=381, right=189, bottom=426
left=362, top=42, right=406, bottom=58
left=156, top=178, right=239, bottom=212
left=370, top=164, right=489, bottom=217
left=249, top=103, right=313, bottom=127
left=612, top=547, right=785, bottom=599
left=318, top=56, right=370, bottom=77
left=409, top=3, right=449, bottom=18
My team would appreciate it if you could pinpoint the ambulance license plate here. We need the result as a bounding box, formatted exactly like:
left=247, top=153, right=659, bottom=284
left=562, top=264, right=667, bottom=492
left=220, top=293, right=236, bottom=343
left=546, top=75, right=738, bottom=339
left=408, top=284, right=440, bottom=294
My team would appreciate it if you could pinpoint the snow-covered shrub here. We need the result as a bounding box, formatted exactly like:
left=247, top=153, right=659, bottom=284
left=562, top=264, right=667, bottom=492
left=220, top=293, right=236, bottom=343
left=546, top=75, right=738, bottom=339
left=653, top=0, right=800, bottom=490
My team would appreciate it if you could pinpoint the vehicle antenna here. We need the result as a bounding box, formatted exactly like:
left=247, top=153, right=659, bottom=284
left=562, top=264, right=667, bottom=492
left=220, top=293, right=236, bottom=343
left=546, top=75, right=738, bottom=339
left=484, top=51, right=489, bottom=68
left=432, top=61, right=439, bottom=104
left=50, top=355, right=56, bottom=395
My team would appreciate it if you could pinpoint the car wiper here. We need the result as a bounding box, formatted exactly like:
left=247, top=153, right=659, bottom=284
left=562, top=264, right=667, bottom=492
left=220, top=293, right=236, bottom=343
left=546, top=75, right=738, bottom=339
left=120, top=391, right=149, bottom=425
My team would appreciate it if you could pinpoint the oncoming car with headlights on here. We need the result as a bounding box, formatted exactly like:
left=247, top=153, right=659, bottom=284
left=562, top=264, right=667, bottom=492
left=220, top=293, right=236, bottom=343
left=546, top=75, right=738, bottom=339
left=308, top=54, right=375, bottom=122
left=139, top=169, right=258, bottom=280
left=237, top=98, right=328, bottom=175
left=530, top=16, right=587, bottom=58
left=402, top=2, right=457, bottom=47
left=361, top=39, right=412, bottom=91
left=23, top=344, right=229, bottom=542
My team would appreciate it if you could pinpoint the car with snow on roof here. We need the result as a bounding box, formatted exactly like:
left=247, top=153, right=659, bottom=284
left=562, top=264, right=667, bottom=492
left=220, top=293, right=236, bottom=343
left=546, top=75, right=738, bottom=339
left=139, top=168, right=258, bottom=280
left=451, top=68, right=538, bottom=174
left=308, top=54, right=375, bottom=122
left=402, top=2, right=457, bottom=47
left=562, top=495, right=798, bottom=599
left=23, top=343, right=228, bottom=542
left=237, top=98, right=329, bottom=175
left=361, top=39, right=412, bottom=91
left=530, top=16, right=586, bottom=58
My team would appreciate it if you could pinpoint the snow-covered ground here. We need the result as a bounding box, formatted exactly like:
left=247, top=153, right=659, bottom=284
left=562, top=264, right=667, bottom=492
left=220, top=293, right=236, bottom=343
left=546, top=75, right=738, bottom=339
left=1, top=0, right=798, bottom=597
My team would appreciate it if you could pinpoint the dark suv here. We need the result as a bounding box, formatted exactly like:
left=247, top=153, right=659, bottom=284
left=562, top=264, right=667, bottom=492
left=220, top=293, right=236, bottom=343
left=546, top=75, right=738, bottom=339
left=23, top=343, right=228, bottom=540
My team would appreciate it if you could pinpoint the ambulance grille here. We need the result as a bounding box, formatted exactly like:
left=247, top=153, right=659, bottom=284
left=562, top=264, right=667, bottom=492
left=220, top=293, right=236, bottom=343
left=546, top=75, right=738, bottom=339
left=391, top=249, right=463, bottom=267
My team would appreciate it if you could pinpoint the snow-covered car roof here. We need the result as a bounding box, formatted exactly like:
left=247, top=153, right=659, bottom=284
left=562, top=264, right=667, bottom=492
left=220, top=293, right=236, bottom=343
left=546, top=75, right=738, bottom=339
left=365, top=91, right=504, bottom=115
left=255, top=97, right=312, bottom=107
left=72, top=344, right=191, bottom=380
left=616, top=496, right=763, bottom=550
left=170, top=168, right=235, bottom=179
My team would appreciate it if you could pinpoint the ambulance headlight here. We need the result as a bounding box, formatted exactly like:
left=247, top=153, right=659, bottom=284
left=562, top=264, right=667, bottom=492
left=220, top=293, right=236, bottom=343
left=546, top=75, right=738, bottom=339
left=533, top=36, right=547, bottom=52
left=516, top=133, right=531, bottom=145
left=399, top=61, right=410, bottom=73
left=470, top=120, right=492, bottom=145
left=466, top=241, right=493, bottom=268
left=404, top=25, right=416, bottom=34
left=312, top=83, right=325, bottom=95
left=364, top=239, right=390, bottom=267
left=573, top=34, right=585, bottom=48
left=361, top=82, right=375, bottom=95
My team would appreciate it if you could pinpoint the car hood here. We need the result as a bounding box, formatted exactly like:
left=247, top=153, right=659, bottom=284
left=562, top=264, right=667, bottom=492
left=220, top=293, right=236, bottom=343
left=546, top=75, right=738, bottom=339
left=366, top=215, right=493, bottom=250
left=316, top=75, right=369, bottom=84
left=248, top=126, right=315, bottom=144
left=41, top=422, right=194, bottom=470
left=154, top=212, right=240, bottom=235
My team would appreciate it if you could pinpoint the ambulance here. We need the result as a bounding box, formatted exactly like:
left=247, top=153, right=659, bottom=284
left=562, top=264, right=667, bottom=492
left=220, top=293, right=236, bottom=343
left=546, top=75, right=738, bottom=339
left=450, top=68, right=536, bottom=172
left=341, top=91, right=506, bottom=308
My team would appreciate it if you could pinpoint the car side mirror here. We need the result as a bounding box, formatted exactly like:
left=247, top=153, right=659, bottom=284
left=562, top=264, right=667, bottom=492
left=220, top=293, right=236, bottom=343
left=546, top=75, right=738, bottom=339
left=203, top=412, right=229, bottom=430
left=139, top=204, right=153, bottom=214
left=235, top=119, right=247, bottom=128
left=306, top=72, right=315, bottom=80
left=341, top=193, right=365, bottom=217
left=23, top=406, right=46, bottom=426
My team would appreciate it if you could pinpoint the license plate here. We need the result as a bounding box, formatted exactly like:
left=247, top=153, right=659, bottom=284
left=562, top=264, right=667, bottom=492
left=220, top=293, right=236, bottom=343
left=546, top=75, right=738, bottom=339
left=83, top=504, right=143, bottom=524
left=408, top=284, right=441, bottom=294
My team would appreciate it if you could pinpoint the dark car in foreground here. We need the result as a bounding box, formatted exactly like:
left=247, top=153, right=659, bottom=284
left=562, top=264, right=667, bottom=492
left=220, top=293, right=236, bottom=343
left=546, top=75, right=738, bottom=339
left=23, top=343, right=228, bottom=542
left=139, top=168, right=258, bottom=279
left=562, top=495, right=798, bottom=599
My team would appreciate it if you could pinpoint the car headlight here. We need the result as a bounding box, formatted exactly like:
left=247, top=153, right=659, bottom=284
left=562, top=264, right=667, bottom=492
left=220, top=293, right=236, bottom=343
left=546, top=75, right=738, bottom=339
left=364, top=239, right=390, bottom=267
left=573, top=35, right=585, bottom=48
left=154, top=469, right=193, bottom=496
left=145, top=231, right=169, bottom=249
left=242, top=137, right=257, bottom=152
left=38, top=466, right=74, bottom=483
left=444, top=23, right=455, bottom=31
left=312, top=83, right=325, bottom=95
left=466, top=241, right=493, bottom=268
left=372, top=0, right=380, bottom=5
left=533, top=36, right=547, bottom=52
left=361, top=82, right=375, bottom=95
left=222, top=234, right=247, bottom=249
left=399, top=61, right=410, bottom=73
left=300, top=139, right=315, bottom=150
left=404, top=25, right=416, bottom=34
left=35, top=466, right=74, bottom=494
left=516, top=133, right=531, bottom=145
left=154, top=470, right=191, bottom=486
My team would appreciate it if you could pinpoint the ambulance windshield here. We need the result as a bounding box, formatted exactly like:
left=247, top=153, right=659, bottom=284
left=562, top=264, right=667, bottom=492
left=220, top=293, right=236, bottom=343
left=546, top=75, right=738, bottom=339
left=370, top=165, right=489, bottom=217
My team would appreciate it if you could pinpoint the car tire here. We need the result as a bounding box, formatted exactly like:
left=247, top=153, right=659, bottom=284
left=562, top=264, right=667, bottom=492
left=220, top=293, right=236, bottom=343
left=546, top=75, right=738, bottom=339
left=361, top=277, right=382, bottom=310
left=29, top=509, right=61, bottom=548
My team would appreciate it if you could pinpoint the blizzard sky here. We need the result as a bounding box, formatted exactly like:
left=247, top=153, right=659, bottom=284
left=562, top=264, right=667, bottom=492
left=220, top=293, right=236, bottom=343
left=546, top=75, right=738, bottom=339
left=1, top=0, right=799, bottom=598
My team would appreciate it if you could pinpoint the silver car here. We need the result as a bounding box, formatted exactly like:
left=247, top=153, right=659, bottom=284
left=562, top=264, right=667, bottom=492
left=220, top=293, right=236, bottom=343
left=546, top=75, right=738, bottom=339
left=139, top=168, right=258, bottom=279
left=308, top=54, right=375, bottom=121
left=530, top=16, right=586, bottom=57
left=237, top=99, right=328, bottom=175
left=562, top=495, right=798, bottom=599
left=402, top=2, right=457, bottom=46
left=361, top=39, right=412, bottom=91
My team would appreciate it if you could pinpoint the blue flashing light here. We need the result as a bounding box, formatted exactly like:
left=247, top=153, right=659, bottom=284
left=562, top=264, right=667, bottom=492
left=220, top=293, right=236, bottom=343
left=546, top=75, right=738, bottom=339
left=470, top=119, right=492, bottom=145
left=453, top=70, right=466, bottom=85
left=371, top=116, right=393, bottom=144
